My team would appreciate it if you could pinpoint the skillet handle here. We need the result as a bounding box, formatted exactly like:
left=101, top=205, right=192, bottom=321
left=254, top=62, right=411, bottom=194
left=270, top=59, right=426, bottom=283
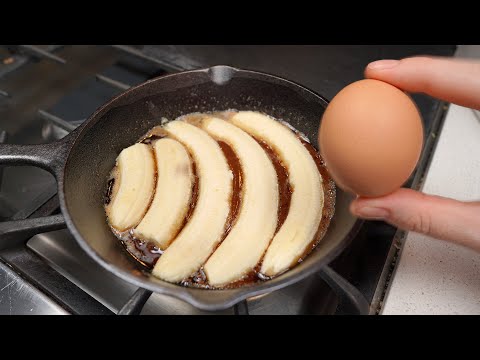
left=0, top=214, right=66, bottom=250
left=118, top=288, right=153, bottom=315
left=0, top=134, right=75, bottom=247
left=0, top=141, right=69, bottom=177
left=318, top=265, right=371, bottom=315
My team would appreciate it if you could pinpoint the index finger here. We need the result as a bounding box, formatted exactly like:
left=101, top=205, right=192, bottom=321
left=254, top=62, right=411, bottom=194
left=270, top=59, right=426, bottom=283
left=365, top=56, right=480, bottom=110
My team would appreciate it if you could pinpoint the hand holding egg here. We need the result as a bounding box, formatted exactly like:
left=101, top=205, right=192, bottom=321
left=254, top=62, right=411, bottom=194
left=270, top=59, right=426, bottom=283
left=319, top=78, right=423, bottom=197
left=323, top=57, right=480, bottom=254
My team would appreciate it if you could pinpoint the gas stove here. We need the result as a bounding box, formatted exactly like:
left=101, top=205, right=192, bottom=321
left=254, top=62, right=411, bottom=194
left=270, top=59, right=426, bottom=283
left=0, top=45, right=456, bottom=315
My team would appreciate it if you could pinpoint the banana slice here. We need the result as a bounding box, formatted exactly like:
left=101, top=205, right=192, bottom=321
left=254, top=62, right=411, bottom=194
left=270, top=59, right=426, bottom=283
left=201, top=117, right=278, bottom=287
left=133, top=138, right=194, bottom=250
left=106, top=143, right=156, bottom=231
left=230, top=111, right=324, bottom=277
left=152, top=120, right=232, bottom=283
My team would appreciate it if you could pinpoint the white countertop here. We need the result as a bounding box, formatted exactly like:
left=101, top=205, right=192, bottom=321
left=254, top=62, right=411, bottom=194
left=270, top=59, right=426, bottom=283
left=381, top=45, right=480, bottom=315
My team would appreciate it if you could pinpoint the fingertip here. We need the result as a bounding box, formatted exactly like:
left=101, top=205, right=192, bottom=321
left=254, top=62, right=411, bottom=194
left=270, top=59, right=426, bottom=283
left=349, top=192, right=398, bottom=215
left=364, top=59, right=400, bottom=79
left=349, top=196, right=375, bottom=216
left=349, top=198, right=359, bottom=214
left=367, top=59, right=400, bottom=71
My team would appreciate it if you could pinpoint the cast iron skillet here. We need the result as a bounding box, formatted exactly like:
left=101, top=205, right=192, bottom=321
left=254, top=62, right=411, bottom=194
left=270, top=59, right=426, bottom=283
left=0, top=66, right=365, bottom=312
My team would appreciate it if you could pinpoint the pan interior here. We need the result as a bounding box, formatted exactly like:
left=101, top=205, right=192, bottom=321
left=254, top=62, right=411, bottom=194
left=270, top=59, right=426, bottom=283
left=63, top=68, right=358, bottom=303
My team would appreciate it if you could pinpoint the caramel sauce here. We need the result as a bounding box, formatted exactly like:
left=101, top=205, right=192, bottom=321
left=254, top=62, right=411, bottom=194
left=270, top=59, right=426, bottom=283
left=181, top=162, right=199, bottom=228
left=296, top=138, right=336, bottom=263
left=104, top=178, right=115, bottom=205
left=105, top=111, right=336, bottom=289
left=217, top=141, right=243, bottom=236
left=256, top=139, right=292, bottom=232
left=140, top=127, right=168, bottom=144
left=104, top=167, right=120, bottom=211
left=120, top=230, right=162, bottom=268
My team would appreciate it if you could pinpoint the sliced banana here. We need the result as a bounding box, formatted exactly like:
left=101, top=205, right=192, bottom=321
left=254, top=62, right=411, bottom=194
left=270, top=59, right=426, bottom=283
left=152, top=120, right=232, bottom=283
left=230, top=111, right=324, bottom=277
left=106, top=143, right=155, bottom=231
left=133, top=138, right=194, bottom=250
left=201, top=117, right=278, bottom=287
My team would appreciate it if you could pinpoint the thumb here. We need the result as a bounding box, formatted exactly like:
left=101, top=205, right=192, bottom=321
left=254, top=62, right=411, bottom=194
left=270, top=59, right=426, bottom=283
left=350, top=188, right=480, bottom=252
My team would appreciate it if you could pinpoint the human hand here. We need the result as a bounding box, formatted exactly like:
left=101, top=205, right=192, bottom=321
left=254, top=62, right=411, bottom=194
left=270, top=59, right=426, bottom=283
left=349, top=57, right=480, bottom=252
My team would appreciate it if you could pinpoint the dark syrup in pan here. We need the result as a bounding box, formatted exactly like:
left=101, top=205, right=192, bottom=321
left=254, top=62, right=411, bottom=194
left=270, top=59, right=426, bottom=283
left=105, top=111, right=335, bottom=289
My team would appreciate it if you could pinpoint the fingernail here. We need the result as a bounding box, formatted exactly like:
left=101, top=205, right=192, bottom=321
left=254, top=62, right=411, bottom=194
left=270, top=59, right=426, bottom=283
left=367, top=60, right=399, bottom=70
left=354, top=206, right=389, bottom=220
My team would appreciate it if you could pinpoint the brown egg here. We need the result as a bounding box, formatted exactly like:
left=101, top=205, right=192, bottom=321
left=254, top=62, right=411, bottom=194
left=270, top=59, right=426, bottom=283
left=319, top=79, right=423, bottom=197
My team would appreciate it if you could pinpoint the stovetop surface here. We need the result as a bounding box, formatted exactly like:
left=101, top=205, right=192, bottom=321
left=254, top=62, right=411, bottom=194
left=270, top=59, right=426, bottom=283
left=0, top=45, right=456, bottom=314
